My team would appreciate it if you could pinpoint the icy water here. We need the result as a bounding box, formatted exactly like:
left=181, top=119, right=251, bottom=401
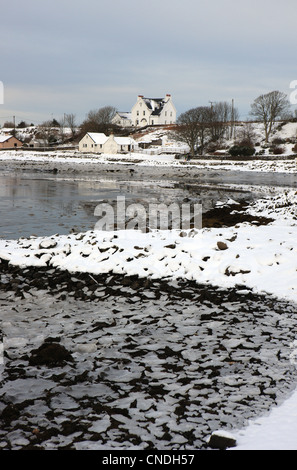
left=0, top=169, right=292, bottom=239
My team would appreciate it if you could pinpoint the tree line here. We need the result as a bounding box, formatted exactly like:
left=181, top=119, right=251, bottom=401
left=174, top=90, right=291, bottom=157
left=2, top=90, right=292, bottom=151
left=172, top=101, right=239, bottom=156
left=2, top=107, right=118, bottom=146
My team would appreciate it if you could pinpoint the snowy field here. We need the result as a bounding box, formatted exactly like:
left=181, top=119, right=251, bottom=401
left=1, top=149, right=297, bottom=449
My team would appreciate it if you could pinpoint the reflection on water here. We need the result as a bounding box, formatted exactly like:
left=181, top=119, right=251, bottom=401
left=0, top=169, right=293, bottom=239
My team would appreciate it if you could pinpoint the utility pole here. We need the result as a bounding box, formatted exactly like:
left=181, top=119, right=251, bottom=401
left=62, top=113, right=66, bottom=144
left=230, top=99, right=234, bottom=139
left=209, top=101, right=215, bottom=110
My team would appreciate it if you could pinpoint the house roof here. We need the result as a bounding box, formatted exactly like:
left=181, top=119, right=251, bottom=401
left=114, top=136, right=134, bottom=145
left=142, top=98, right=165, bottom=116
left=87, top=132, right=109, bottom=144
left=85, top=133, right=133, bottom=146
left=116, top=112, right=132, bottom=120
left=0, top=135, right=13, bottom=143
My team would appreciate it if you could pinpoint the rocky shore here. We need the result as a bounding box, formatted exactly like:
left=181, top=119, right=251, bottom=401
left=1, top=258, right=297, bottom=450
left=1, top=152, right=297, bottom=450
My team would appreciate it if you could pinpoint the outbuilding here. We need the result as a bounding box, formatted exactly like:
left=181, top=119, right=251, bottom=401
left=0, top=135, right=23, bottom=149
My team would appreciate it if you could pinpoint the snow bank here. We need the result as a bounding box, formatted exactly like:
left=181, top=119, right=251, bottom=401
left=233, top=389, right=297, bottom=450
left=0, top=147, right=297, bottom=173
left=1, top=189, right=297, bottom=303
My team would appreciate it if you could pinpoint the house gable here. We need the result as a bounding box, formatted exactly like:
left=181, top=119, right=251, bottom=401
left=112, top=112, right=132, bottom=127
left=131, top=94, right=176, bottom=127
left=78, top=132, right=108, bottom=152
left=0, top=135, right=23, bottom=149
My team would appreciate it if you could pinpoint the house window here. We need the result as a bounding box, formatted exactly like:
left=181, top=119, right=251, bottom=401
left=143, top=111, right=145, bottom=116
left=137, top=111, right=139, bottom=116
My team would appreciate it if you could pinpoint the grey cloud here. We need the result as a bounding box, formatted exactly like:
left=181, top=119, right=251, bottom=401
left=0, top=0, right=296, bottom=123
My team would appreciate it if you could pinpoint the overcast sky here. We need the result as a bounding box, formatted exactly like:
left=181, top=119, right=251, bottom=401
left=1, top=0, right=296, bottom=125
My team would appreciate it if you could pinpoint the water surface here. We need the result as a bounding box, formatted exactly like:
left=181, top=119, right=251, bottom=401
left=0, top=169, right=294, bottom=239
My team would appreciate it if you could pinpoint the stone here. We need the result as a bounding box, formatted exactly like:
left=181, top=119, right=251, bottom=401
left=208, top=430, right=237, bottom=449
left=217, top=241, right=228, bottom=250
left=29, top=341, right=73, bottom=366
left=38, top=239, right=57, bottom=249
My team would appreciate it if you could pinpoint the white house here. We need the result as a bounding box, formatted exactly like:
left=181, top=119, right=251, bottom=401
left=112, top=112, right=133, bottom=127
left=79, top=132, right=134, bottom=154
left=131, top=94, right=176, bottom=127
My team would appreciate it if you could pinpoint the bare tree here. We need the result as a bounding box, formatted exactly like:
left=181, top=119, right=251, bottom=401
left=173, top=107, right=212, bottom=157
left=236, top=121, right=257, bottom=147
left=195, top=106, right=213, bottom=154
left=64, top=113, right=77, bottom=139
left=209, top=101, right=239, bottom=141
left=94, top=106, right=117, bottom=124
left=81, top=106, right=117, bottom=135
left=250, top=90, right=290, bottom=143
left=37, top=121, right=57, bottom=147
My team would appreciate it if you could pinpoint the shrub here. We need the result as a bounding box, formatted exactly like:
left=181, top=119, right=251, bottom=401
left=228, top=145, right=255, bottom=157
left=270, top=146, right=284, bottom=155
left=272, top=137, right=285, bottom=145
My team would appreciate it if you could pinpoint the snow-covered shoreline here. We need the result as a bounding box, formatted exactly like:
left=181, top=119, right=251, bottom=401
left=1, top=188, right=296, bottom=303
left=0, top=148, right=297, bottom=174
left=1, top=151, right=297, bottom=450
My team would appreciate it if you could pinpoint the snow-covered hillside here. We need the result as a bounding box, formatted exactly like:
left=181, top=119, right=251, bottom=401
left=1, top=120, right=297, bottom=155
left=131, top=120, right=297, bottom=157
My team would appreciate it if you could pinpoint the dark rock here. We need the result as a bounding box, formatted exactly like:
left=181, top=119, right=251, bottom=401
left=208, top=430, right=237, bottom=449
left=0, top=404, right=20, bottom=423
left=28, top=341, right=73, bottom=367
left=202, top=204, right=274, bottom=228
left=217, top=241, right=228, bottom=250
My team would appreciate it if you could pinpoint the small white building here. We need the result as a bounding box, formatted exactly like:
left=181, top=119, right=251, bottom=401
left=112, top=112, right=133, bottom=128
left=79, top=132, right=134, bottom=154
left=131, top=94, right=176, bottom=127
